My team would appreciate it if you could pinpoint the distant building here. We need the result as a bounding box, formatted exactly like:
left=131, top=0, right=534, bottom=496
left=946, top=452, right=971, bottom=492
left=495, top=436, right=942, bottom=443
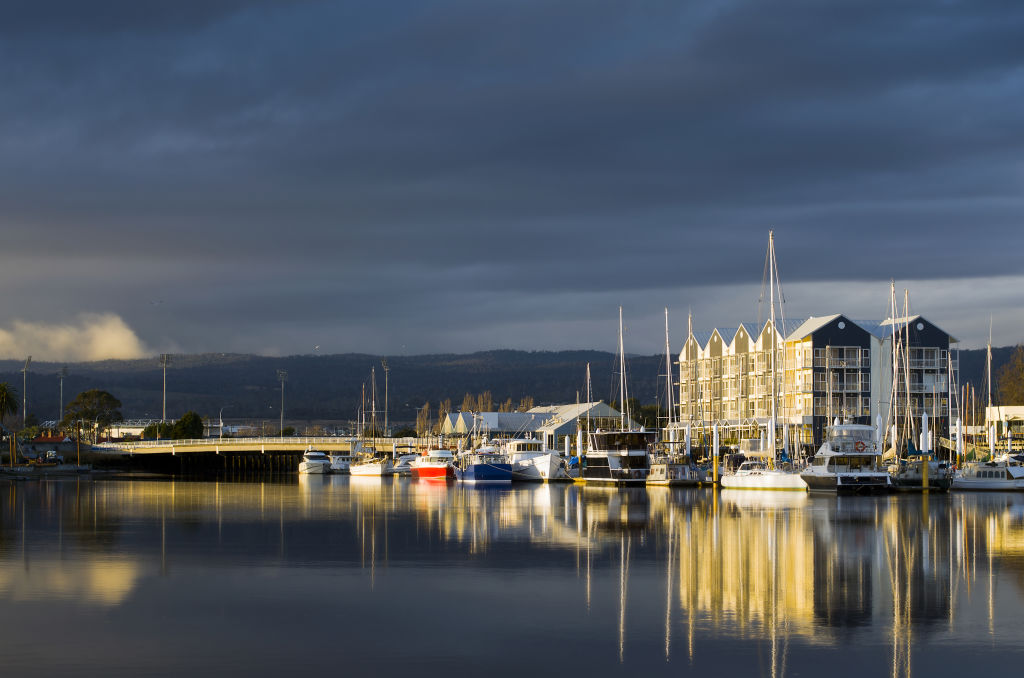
left=440, top=401, right=631, bottom=450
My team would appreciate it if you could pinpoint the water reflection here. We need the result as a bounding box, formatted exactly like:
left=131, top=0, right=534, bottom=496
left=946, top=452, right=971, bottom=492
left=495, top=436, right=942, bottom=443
left=3, top=478, right=1024, bottom=676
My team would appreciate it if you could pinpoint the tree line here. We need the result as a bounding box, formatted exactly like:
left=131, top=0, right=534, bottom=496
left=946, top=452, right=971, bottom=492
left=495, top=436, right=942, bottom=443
left=0, top=383, right=204, bottom=442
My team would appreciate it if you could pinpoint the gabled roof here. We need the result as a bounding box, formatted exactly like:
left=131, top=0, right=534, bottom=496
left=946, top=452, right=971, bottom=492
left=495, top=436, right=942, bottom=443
left=737, top=322, right=759, bottom=340
left=869, top=316, right=958, bottom=342
left=530, top=401, right=632, bottom=432
left=786, top=314, right=843, bottom=341
left=690, top=330, right=714, bottom=347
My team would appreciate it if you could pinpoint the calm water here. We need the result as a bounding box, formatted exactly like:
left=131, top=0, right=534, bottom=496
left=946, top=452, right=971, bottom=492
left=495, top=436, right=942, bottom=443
left=2, top=476, right=1024, bottom=677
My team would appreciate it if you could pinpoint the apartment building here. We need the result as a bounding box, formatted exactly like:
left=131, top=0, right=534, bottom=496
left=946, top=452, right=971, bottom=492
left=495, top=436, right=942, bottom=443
left=676, top=314, right=957, bottom=455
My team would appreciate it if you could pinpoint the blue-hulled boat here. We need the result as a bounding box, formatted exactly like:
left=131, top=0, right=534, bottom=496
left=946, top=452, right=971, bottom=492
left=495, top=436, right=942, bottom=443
left=456, top=450, right=513, bottom=485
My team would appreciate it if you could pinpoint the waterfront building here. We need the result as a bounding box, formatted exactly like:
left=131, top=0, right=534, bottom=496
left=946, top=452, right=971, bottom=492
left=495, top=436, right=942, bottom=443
left=676, top=314, right=958, bottom=455
left=440, top=401, right=628, bottom=450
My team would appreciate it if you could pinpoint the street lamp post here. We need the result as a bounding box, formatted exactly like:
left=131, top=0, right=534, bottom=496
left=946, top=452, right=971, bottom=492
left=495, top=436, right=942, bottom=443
left=219, top=406, right=229, bottom=440
left=21, top=356, right=31, bottom=429
left=277, top=370, right=288, bottom=436
left=382, top=359, right=390, bottom=437
left=58, top=365, right=67, bottom=427
left=160, top=354, right=171, bottom=422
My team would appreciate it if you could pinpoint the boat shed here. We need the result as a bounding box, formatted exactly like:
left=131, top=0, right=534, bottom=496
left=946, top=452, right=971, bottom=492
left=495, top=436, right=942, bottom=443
left=440, top=411, right=549, bottom=437
left=530, top=401, right=631, bottom=451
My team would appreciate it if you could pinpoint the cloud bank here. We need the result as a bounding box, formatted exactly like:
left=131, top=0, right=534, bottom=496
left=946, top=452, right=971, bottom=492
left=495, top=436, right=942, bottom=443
left=0, top=313, right=150, bottom=361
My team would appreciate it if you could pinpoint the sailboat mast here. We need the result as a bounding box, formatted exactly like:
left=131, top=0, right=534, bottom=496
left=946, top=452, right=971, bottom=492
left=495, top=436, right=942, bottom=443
left=902, top=290, right=913, bottom=444
left=664, top=308, right=674, bottom=431
left=371, top=367, right=378, bottom=436
left=987, top=316, right=993, bottom=412
left=619, top=306, right=629, bottom=430
left=890, top=281, right=898, bottom=449
left=768, top=231, right=777, bottom=457
left=586, top=362, right=592, bottom=432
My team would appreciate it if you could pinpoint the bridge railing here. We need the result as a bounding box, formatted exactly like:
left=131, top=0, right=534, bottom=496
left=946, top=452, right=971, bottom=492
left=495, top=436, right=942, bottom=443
left=95, top=436, right=435, bottom=453
left=97, top=437, right=355, bottom=451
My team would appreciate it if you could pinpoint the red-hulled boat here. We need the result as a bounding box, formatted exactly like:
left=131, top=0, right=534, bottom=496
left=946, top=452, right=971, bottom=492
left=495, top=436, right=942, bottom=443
left=411, top=449, right=457, bottom=481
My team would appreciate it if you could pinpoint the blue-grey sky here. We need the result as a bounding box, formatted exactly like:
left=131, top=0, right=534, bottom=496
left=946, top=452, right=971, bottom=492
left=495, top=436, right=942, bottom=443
left=2, top=0, right=1022, bottom=360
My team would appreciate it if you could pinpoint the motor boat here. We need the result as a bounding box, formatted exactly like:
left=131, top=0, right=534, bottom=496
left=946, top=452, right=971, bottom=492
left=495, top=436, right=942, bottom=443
left=456, top=450, right=513, bottom=484
left=503, top=438, right=566, bottom=482
left=800, top=424, right=892, bottom=493
left=411, top=449, right=457, bottom=481
left=298, top=449, right=332, bottom=474
left=952, top=455, right=1024, bottom=490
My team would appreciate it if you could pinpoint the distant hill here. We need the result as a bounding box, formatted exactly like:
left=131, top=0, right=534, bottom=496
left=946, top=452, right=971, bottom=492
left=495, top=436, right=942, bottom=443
left=1, top=345, right=1014, bottom=426
left=0, top=351, right=667, bottom=426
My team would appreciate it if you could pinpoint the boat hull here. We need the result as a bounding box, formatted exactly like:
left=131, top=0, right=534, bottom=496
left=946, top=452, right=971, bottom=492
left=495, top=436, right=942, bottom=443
left=413, top=465, right=456, bottom=481
left=801, top=472, right=891, bottom=494
left=460, top=462, right=513, bottom=484
left=350, top=462, right=394, bottom=477
left=646, top=462, right=703, bottom=486
left=298, top=461, right=331, bottom=474
left=721, top=470, right=807, bottom=491
left=510, top=453, right=565, bottom=482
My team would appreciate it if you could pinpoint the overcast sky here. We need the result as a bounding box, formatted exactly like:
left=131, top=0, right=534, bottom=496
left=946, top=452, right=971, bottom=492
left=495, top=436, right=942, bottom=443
left=2, top=0, right=1022, bottom=360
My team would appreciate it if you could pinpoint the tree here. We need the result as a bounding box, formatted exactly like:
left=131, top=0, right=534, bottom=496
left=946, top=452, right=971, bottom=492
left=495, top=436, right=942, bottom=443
left=0, top=382, right=18, bottom=431
left=143, top=422, right=174, bottom=440
left=393, top=426, right=417, bottom=438
left=518, top=396, right=534, bottom=411
left=436, top=398, right=451, bottom=433
left=416, top=402, right=431, bottom=436
left=998, top=345, right=1024, bottom=405
left=62, top=389, right=123, bottom=440
left=461, top=393, right=477, bottom=412
left=173, top=411, right=205, bottom=439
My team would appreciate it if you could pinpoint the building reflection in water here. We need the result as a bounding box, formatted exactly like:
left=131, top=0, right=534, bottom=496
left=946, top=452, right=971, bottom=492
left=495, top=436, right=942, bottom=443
left=4, top=478, right=1024, bottom=676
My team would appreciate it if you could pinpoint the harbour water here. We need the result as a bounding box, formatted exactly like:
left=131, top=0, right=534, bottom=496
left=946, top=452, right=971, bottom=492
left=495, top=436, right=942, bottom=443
left=3, top=477, right=1024, bottom=676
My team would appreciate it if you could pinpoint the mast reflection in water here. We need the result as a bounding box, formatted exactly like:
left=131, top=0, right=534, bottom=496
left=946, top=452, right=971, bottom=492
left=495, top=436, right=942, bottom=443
left=3, top=477, right=1024, bottom=677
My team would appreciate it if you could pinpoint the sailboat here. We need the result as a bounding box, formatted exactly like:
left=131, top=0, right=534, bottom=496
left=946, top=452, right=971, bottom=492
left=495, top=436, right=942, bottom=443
left=721, top=231, right=806, bottom=491
left=953, top=318, right=1024, bottom=490
left=349, top=369, right=395, bottom=476
left=648, top=308, right=704, bottom=486
left=581, top=307, right=655, bottom=485
left=885, top=285, right=953, bottom=491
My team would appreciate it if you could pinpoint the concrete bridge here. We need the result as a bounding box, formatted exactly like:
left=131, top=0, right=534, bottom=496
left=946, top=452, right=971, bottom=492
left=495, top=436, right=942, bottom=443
left=96, top=436, right=434, bottom=455
left=92, top=436, right=430, bottom=474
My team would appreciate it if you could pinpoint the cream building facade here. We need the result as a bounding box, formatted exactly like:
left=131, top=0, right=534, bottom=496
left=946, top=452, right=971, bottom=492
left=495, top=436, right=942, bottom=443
left=676, top=314, right=958, bottom=456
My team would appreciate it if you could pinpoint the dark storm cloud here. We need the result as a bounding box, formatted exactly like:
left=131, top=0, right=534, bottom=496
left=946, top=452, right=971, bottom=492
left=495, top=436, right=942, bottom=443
left=1, top=0, right=1022, bottom=355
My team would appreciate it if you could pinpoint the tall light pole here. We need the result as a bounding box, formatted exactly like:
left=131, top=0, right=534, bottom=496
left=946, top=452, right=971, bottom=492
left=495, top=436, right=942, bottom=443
left=160, top=354, right=171, bottom=422
left=381, top=359, right=390, bottom=437
left=58, top=365, right=67, bottom=427
left=22, top=356, right=31, bottom=428
left=277, top=370, right=288, bottom=436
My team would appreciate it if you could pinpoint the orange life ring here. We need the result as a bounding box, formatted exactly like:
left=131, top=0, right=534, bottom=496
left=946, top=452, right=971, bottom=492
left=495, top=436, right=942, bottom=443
left=854, top=441, right=866, bottom=452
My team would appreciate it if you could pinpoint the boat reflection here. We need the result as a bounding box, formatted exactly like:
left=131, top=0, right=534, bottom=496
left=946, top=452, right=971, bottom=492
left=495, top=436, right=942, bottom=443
left=4, top=478, right=1024, bottom=674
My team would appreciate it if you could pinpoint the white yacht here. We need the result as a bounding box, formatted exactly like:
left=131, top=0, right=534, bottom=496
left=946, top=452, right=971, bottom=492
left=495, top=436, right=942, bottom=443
left=721, top=459, right=807, bottom=491
left=647, top=454, right=704, bottom=486
left=350, top=457, right=395, bottom=477
left=800, top=424, right=892, bottom=493
left=328, top=451, right=356, bottom=474
left=298, top=449, right=332, bottom=474
left=720, top=233, right=806, bottom=492
left=504, top=438, right=566, bottom=482
left=952, top=456, right=1024, bottom=490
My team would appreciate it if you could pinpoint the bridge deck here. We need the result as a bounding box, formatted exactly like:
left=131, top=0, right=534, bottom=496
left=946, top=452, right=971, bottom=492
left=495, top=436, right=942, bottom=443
left=95, top=437, right=429, bottom=456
